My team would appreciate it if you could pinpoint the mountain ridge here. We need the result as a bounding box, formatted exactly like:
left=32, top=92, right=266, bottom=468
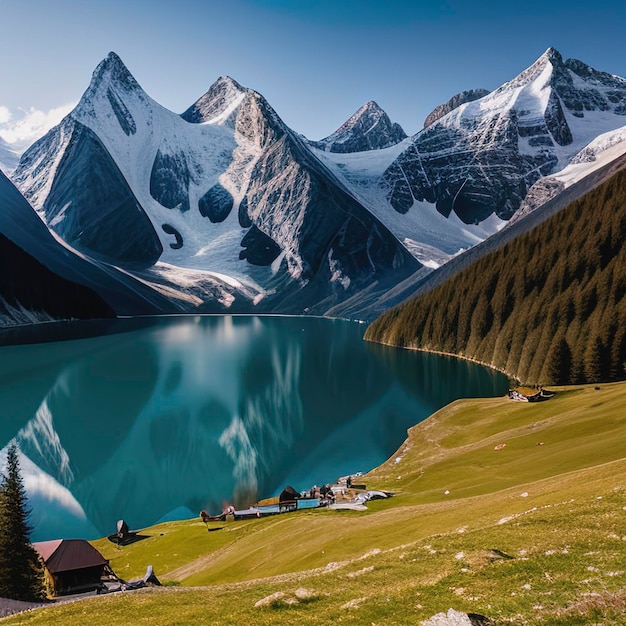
left=12, top=53, right=420, bottom=319
left=381, top=46, right=626, bottom=226
left=423, top=88, right=490, bottom=128
left=7, top=47, right=626, bottom=323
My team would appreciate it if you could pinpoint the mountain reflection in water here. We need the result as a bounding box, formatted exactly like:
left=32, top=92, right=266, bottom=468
left=0, top=316, right=508, bottom=541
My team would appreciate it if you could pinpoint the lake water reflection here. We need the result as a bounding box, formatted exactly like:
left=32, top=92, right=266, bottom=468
left=0, top=316, right=508, bottom=541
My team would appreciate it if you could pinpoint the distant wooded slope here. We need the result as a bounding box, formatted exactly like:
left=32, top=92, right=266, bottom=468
left=365, top=167, right=626, bottom=385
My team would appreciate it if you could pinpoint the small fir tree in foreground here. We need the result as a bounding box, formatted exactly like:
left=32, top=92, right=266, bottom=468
left=0, top=443, right=45, bottom=601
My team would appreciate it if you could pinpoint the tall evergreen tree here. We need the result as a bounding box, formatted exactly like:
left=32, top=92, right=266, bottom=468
left=540, top=332, right=572, bottom=385
left=0, top=443, right=45, bottom=601
left=584, top=334, right=604, bottom=383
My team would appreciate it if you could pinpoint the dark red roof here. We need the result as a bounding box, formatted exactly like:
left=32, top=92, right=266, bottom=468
left=33, top=539, right=108, bottom=574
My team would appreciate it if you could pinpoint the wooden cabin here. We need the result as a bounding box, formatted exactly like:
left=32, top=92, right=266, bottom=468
left=33, top=539, right=111, bottom=596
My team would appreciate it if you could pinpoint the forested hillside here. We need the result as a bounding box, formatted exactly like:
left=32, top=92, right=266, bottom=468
left=365, top=167, right=626, bottom=385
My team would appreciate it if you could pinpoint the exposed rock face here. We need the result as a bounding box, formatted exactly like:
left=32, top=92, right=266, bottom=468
left=509, top=124, right=626, bottom=227
left=150, top=148, right=192, bottom=212
left=218, top=90, right=419, bottom=305
left=384, top=47, right=626, bottom=225
left=510, top=177, right=566, bottom=224
left=198, top=183, right=234, bottom=223
left=311, top=101, right=407, bottom=153
left=0, top=171, right=116, bottom=326
left=31, top=119, right=163, bottom=268
left=556, top=56, right=626, bottom=116
left=423, top=89, right=490, bottom=128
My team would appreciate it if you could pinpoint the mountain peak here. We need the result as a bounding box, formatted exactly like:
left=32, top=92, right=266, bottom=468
left=90, top=52, right=141, bottom=92
left=360, top=100, right=385, bottom=114
left=213, top=75, right=245, bottom=92
left=345, top=101, right=388, bottom=126
left=71, top=52, right=149, bottom=136
left=103, top=51, right=125, bottom=67
left=539, top=47, right=563, bottom=64
left=492, top=47, right=567, bottom=95
left=312, top=101, right=407, bottom=153
left=181, top=75, right=248, bottom=125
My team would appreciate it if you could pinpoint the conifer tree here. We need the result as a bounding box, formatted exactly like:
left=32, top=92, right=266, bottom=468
left=0, top=443, right=45, bottom=601
left=584, top=334, right=604, bottom=383
left=540, top=333, right=572, bottom=385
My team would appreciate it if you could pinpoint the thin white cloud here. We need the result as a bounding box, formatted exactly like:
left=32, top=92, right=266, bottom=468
left=0, top=106, right=11, bottom=125
left=0, top=102, right=75, bottom=151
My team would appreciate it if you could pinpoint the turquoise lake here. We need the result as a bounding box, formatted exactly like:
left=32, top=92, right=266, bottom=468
left=0, top=316, right=508, bottom=542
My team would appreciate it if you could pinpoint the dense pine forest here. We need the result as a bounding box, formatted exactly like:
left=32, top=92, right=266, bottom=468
left=365, top=166, right=626, bottom=385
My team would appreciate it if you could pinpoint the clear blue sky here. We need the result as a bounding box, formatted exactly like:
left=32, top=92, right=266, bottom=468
left=1, top=0, right=625, bottom=143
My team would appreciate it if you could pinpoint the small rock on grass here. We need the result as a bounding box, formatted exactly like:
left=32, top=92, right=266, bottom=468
left=421, top=608, right=491, bottom=625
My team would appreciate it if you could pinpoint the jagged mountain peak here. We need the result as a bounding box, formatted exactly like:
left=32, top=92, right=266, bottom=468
left=89, top=51, right=142, bottom=94
left=180, top=75, right=288, bottom=148
left=354, top=100, right=386, bottom=116
left=213, top=75, right=246, bottom=92
left=525, top=46, right=564, bottom=73
left=68, top=51, right=154, bottom=139
left=334, top=100, right=396, bottom=133
left=181, top=75, right=249, bottom=125
left=499, top=47, right=565, bottom=92
left=539, top=46, right=563, bottom=64
left=311, top=100, right=406, bottom=153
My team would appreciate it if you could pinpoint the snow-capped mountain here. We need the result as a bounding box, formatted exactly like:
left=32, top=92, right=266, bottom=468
left=310, top=101, right=407, bottom=153
left=423, top=89, right=491, bottom=128
left=9, top=48, right=626, bottom=321
left=311, top=47, right=626, bottom=286
left=0, top=137, right=20, bottom=176
left=14, top=53, right=419, bottom=318
left=383, top=48, right=626, bottom=226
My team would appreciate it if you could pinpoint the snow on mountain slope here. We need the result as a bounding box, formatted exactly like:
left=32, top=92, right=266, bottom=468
left=376, top=137, right=626, bottom=319
left=309, top=48, right=626, bottom=272
left=510, top=124, right=626, bottom=224
left=313, top=141, right=506, bottom=266
left=423, top=88, right=491, bottom=128
left=15, top=55, right=261, bottom=277
left=12, top=48, right=626, bottom=318
left=181, top=75, right=247, bottom=126
left=382, top=48, right=626, bottom=228
left=0, top=137, right=19, bottom=176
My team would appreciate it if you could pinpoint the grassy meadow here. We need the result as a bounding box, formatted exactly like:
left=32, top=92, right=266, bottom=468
left=4, top=382, right=626, bottom=624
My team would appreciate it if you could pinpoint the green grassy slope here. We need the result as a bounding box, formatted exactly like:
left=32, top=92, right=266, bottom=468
left=365, top=166, right=626, bottom=386
left=5, top=382, right=626, bottom=625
